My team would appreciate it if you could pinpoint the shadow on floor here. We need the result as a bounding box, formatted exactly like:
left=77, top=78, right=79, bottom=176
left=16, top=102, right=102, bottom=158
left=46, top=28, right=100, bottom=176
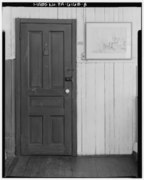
left=5, top=155, right=138, bottom=178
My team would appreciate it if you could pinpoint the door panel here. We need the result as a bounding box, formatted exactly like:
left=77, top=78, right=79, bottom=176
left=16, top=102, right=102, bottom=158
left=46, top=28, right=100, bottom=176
left=29, top=31, right=43, bottom=88
left=20, top=23, right=73, bottom=155
left=30, top=97, right=64, bottom=107
left=51, top=31, right=64, bottom=88
left=30, top=116, right=43, bottom=144
left=51, top=116, right=64, bottom=143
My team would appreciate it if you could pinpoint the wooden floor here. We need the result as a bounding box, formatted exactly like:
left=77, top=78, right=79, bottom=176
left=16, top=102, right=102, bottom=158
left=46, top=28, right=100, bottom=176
left=5, top=155, right=137, bottom=178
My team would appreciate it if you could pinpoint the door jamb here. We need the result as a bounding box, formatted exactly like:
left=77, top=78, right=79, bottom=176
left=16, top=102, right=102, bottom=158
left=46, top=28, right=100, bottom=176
left=15, top=18, right=77, bottom=156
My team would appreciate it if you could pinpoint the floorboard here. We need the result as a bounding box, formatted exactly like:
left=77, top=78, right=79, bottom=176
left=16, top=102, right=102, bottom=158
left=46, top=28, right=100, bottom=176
left=4, top=156, right=16, bottom=177
left=5, top=155, right=138, bottom=178
left=10, top=156, right=30, bottom=177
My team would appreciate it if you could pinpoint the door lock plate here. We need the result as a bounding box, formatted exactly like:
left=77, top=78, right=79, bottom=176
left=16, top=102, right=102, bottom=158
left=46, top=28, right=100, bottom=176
left=65, top=77, right=72, bottom=81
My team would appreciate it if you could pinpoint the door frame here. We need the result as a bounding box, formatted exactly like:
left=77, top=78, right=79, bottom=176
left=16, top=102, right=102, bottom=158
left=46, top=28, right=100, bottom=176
left=15, top=18, right=77, bottom=156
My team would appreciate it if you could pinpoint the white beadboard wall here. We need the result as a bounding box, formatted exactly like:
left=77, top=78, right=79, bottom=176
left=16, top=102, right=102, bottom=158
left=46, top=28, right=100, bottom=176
left=3, top=7, right=141, bottom=155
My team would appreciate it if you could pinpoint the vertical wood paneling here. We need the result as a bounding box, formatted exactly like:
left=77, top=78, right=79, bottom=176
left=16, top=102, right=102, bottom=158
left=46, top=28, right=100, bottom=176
left=95, top=64, right=105, bottom=154
left=132, top=65, right=137, bottom=144
left=57, top=7, right=65, bottom=19
left=84, top=63, right=96, bottom=154
left=76, top=8, right=84, bottom=60
left=93, top=8, right=105, bottom=154
left=71, top=8, right=77, bottom=19
left=94, top=8, right=105, bottom=22
left=58, top=8, right=71, bottom=19
left=136, top=7, right=141, bottom=30
left=124, top=7, right=141, bottom=61
left=76, top=8, right=84, bottom=154
left=104, top=8, right=114, bottom=22
left=77, top=63, right=82, bottom=154
left=2, top=7, right=12, bottom=59
left=76, top=9, right=82, bottom=155
left=105, top=63, right=115, bottom=154
left=39, top=8, right=50, bottom=18
left=114, top=63, right=124, bottom=154
left=28, top=7, right=41, bottom=18
left=58, top=7, right=77, bottom=19
left=11, top=8, right=17, bottom=59
left=104, top=8, right=115, bottom=155
left=80, top=63, right=86, bottom=155
left=123, top=7, right=140, bottom=152
left=118, top=8, right=124, bottom=21
left=39, top=7, right=57, bottom=18
left=83, top=8, right=96, bottom=155
left=124, top=8, right=135, bottom=60
left=65, top=8, right=73, bottom=19
left=85, top=8, right=95, bottom=22
left=123, top=64, right=133, bottom=153
left=113, top=8, right=119, bottom=22
left=11, top=7, right=29, bottom=59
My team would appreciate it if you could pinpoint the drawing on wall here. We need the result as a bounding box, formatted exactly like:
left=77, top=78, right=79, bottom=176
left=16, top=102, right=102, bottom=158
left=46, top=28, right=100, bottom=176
left=86, top=23, right=132, bottom=59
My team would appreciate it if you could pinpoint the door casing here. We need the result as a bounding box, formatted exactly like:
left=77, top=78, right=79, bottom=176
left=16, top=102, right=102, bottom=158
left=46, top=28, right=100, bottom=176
left=15, top=18, right=77, bottom=156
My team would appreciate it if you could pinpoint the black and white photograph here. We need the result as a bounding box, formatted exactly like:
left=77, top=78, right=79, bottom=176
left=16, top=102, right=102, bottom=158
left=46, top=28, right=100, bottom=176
left=2, top=1, right=142, bottom=178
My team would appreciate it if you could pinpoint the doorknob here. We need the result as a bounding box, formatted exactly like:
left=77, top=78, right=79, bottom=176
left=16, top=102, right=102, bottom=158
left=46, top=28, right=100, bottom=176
left=65, top=89, right=70, bottom=94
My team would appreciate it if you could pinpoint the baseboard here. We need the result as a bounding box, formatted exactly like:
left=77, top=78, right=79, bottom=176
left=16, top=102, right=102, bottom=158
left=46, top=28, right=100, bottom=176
left=76, top=154, right=133, bottom=158
left=5, top=151, right=15, bottom=159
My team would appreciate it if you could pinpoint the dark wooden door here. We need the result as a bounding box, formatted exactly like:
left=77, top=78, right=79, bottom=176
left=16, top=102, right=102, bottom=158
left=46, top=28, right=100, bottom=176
left=20, top=21, right=75, bottom=155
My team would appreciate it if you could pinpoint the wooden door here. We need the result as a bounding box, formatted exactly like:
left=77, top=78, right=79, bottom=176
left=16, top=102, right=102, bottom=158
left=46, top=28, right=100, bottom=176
left=18, top=20, right=76, bottom=155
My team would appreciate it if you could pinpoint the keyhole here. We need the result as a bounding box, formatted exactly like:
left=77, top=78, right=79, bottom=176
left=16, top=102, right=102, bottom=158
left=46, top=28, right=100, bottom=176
left=44, top=42, right=49, bottom=56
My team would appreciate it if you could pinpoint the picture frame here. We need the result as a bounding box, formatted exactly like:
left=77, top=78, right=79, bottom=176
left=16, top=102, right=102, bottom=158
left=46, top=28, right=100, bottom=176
left=85, top=22, right=132, bottom=60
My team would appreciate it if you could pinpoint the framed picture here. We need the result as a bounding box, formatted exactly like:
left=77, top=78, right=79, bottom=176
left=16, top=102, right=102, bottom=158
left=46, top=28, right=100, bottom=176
left=86, top=22, right=132, bottom=59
